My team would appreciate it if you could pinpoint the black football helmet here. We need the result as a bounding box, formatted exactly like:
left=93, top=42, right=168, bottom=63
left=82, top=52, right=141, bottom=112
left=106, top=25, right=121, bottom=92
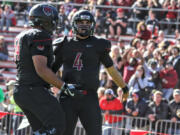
left=72, top=10, right=95, bottom=37
left=29, top=3, right=58, bottom=32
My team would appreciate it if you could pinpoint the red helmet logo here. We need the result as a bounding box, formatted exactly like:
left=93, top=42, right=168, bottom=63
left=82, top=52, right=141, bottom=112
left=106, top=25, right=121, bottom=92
left=43, top=6, right=53, bottom=16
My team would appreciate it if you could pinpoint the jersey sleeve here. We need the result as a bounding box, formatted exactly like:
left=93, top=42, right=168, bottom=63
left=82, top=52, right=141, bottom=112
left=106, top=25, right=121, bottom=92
left=30, top=31, right=52, bottom=56
left=99, top=39, right=113, bottom=68
left=30, top=37, right=52, bottom=57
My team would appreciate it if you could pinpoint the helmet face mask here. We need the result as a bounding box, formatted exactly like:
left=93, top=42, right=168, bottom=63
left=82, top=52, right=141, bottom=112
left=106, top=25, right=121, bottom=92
left=72, top=10, right=95, bottom=37
left=74, top=20, right=93, bottom=37
left=29, top=4, right=58, bottom=33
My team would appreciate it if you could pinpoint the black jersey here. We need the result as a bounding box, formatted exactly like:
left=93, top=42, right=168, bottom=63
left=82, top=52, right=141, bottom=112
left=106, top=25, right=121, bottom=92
left=14, top=28, right=53, bottom=87
left=52, top=36, right=113, bottom=91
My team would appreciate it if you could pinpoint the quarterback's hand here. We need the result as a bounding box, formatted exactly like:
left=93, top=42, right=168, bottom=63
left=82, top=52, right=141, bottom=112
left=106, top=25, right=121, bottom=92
left=61, top=83, right=84, bottom=97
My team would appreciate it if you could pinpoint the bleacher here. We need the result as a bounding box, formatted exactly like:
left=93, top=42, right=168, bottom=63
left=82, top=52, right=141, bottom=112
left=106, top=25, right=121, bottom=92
left=0, top=26, right=25, bottom=91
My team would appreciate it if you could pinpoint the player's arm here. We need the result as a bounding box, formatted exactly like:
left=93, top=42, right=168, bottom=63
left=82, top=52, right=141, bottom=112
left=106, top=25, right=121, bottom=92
left=32, top=55, right=64, bottom=89
left=100, top=39, right=128, bottom=93
left=106, top=66, right=125, bottom=88
left=33, top=56, right=82, bottom=96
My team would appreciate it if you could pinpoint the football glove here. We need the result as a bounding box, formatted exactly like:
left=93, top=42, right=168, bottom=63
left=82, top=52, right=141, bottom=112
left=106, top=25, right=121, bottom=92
left=61, top=83, right=84, bottom=97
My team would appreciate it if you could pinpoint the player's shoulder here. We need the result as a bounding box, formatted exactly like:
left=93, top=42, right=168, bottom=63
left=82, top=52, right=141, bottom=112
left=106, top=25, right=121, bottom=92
left=17, top=29, right=51, bottom=42
left=92, top=36, right=111, bottom=50
left=53, top=36, right=72, bottom=54
left=31, top=29, right=51, bottom=40
left=92, top=36, right=111, bottom=44
left=53, top=36, right=68, bottom=47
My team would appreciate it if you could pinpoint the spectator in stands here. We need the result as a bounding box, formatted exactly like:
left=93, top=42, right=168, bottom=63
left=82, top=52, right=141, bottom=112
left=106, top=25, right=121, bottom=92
left=168, top=89, right=180, bottom=134
left=125, top=91, right=148, bottom=134
left=110, top=46, right=120, bottom=66
left=0, top=4, right=15, bottom=31
left=100, top=89, right=124, bottom=135
left=104, top=10, right=116, bottom=38
left=146, top=10, right=159, bottom=37
left=24, top=3, right=32, bottom=27
left=143, top=40, right=156, bottom=62
left=132, top=0, right=148, bottom=20
left=99, top=69, right=108, bottom=87
left=168, top=46, right=180, bottom=88
left=165, top=0, right=178, bottom=34
left=117, top=87, right=123, bottom=102
left=131, top=38, right=141, bottom=49
left=158, top=41, right=172, bottom=59
left=156, top=30, right=165, bottom=44
left=97, top=87, right=105, bottom=100
left=147, top=0, right=163, bottom=20
left=131, top=49, right=144, bottom=66
left=152, top=49, right=162, bottom=63
left=63, top=0, right=74, bottom=15
left=108, top=11, right=117, bottom=39
left=126, top=91, right=148, bottom=116
left=117, top=87, right=128, bottom=110
left=159, top=61, right=178, bottom=101
left=163, top=0, right=171, bottom=8
left=94, top=9, right=105, bottom=35
left=67, top=8, right=77, bottom=23
left=58, top=5, right=70, bottom=36
left=146, top=91, right=169, bottom=130
left=136, top=21, right=152, bottom=41
left=138, top=40, right=147, bottom=54
left=115, top=8, right=128, bottom=38
left=145, top=58, right=159, bottom=76
left=145, top=58, right=161, bottom=90
left=117, top=39, right=125, bottom=55
left=0, top=36, right=8, bottom=61
left=128, top=65, right=149, bottom=99
left=73, top=0, right=86, bottom=4
left=116, top=0, right=135, bottom=17
left=122, top=48, right=138, bottom=83
left=0, top=6, right=3, bottom=19
left=98, top=0, right=118, bottom=6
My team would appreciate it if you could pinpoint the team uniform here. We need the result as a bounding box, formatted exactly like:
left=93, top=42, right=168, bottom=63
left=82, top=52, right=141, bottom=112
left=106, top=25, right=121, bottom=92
left=13, top=4, right=65, bottom=135
left=52, top=35, right=113, bottom=135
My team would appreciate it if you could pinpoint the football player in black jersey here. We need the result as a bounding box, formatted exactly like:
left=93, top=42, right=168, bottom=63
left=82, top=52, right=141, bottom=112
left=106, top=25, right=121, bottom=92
left=52, top=10, right=129, bottom=135
left=13, top=4, right=76, bottom=135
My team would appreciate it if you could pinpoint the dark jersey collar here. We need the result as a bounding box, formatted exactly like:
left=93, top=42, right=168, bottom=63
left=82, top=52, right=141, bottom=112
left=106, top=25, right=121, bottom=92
left=73, top=36, right=93, bottom=42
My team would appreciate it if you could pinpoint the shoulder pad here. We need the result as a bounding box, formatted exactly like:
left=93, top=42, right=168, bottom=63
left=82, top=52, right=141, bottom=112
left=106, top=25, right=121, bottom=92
left=97, top=37, right=111, bottom=45
left=53, top=36, right=67, bottom=46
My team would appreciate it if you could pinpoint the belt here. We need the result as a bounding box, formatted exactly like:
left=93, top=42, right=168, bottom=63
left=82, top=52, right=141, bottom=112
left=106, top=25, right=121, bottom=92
left=16, top=84, right=50, bottom=89
left=79, top=90, right=96, bottom=95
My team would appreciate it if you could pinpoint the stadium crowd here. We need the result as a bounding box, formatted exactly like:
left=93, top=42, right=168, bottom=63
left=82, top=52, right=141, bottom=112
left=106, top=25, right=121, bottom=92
left=0, top=0, right=180, bottom=134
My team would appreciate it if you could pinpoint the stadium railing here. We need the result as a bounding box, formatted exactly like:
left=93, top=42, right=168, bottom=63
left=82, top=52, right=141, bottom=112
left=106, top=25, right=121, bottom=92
left=1, top=112, right=179, bottom=135
left=155, top=119, right=180, bottom=135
